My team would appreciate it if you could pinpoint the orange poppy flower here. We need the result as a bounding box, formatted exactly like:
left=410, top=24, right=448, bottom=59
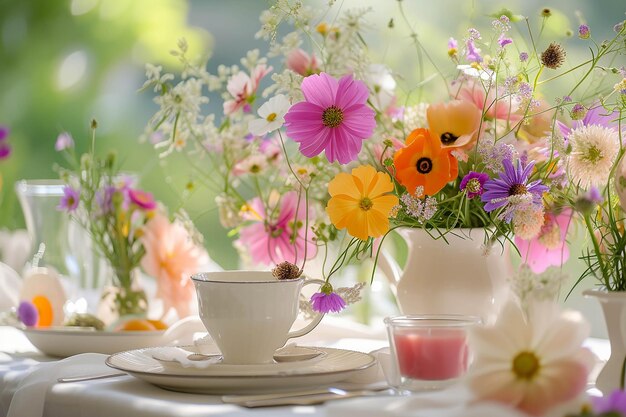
left=393, top=128, right=458, bottom=196
left=427, top=100, right=482, bottom=149
left=326, top=165, right=399, bottom=241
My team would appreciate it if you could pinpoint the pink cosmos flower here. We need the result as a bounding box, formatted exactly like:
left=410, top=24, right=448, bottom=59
left=128, top=189, right=157, bottom=211
left=286, top=48, right=318, bottom=76
left=455, top=78, right=520, bottom=122
left=284, top=72, right=376, bottom=164
left=236, top=191, right=317, bottom=266
left=223, top=64, right=272, bottom=115
left=140, top=213, right=208, bottom=318
left=311, top=291, right=346, bottom=313
left=515, top=209, right=572, bottom=274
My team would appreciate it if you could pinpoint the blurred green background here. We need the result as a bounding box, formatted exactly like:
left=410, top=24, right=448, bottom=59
left=0, top=0, right=624, bottom=277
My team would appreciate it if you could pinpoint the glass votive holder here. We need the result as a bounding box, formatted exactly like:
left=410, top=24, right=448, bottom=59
left=384, top=315, right=481, bottom=392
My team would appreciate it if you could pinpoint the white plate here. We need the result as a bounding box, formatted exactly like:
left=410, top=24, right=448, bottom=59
left=106, top=346, right=376, bottom=394
left=22, top=327, right=166, bottom=357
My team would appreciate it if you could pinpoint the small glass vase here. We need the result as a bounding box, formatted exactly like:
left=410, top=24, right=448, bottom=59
left=15, top=179, right=70, bottom=275
left=98, top=267, right=148, bottom=324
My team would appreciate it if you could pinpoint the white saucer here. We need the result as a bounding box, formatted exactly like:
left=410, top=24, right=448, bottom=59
left=106, top=346, right=376, bottom=394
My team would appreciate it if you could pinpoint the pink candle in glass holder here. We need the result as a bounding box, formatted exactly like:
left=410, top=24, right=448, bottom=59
left=385, top=315, right=480, bottom=390
left=394, top=329, right=469, bottom=380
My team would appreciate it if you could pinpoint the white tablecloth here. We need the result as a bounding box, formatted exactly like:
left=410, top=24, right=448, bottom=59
left=0, top=324, right=611, bottom=417
left=0, top=321, right=390, bottom=417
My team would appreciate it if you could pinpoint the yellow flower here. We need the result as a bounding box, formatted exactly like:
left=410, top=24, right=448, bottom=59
left=326, top=165, right=399, bottom=241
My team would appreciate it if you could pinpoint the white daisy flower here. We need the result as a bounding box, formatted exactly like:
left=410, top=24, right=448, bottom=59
left=248, top=94, right=290, bottom=137
left=467, top=301, right=594, bottom=416
left=568, top=124, right=620, bottom=188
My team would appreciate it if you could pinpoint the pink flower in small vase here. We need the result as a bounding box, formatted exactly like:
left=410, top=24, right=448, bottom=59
left=223, top=64, right=273, bottom=115
left=286, top=48, right=318, bottom=76
left=284, top=72, right=376, bottom=164
left=140, top=213, right=209, bottom=318
left=237, top=191, right=317, bottom=266
left=455, top=78, right=520, bottom=123
left=515, top=209, right=572, bottom=274
left=128, top=189, right=157, bottom=211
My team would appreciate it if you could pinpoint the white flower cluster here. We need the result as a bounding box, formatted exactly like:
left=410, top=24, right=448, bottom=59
left=510, top=264, right=568, bottom=308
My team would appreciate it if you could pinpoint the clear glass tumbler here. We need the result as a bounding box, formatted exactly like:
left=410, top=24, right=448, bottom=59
left=385, top=315, right=481, bottom=392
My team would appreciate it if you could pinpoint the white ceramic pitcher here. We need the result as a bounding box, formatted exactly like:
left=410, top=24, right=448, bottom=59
left=377, top=228, right=510, bottom=323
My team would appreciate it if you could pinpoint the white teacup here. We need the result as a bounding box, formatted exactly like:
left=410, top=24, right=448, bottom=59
left=191, top=271, right=325, bottom=364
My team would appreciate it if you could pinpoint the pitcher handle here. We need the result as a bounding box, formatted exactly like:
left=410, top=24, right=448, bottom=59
left=287, top=278, right=326, bottom=339
left=377, top=250, right=403, bottom=287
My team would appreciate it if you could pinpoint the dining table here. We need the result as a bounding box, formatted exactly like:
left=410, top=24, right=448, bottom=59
left=0, top=319, right=611, bottom=417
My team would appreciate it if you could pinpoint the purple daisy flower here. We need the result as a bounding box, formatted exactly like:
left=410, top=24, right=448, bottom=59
left=17, top=301, right=39, bottom=327
left=481, top=159, right=548, bottom=213
left=284, top=72, right=376, bottom=165
left=592, top=389, right=626, bottom=415
left=57, top=186, right=80, bottom=212
left=460, top=171, right=489, bottom=199
left=311, top=291, right=346, bottom=314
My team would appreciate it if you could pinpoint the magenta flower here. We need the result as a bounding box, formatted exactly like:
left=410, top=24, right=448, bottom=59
left=128, top=189, right=157, bottom=210
left=17, top=301, right=38, bottom=327
left=519, top=52, right=529, bottom=62
left=284, top=72, right=376, bottom=164
left=460, top=171, right=489, bottom=199
left=515, top=209, right=572, bottom=274
left=55, top=132, right=74, bottom=151
left=0, top=142, right=10, bottom=160
left=592, top=389, right=626, bottom=415
left=0, top=125, right=10, bottom=161
left=311, top=291, right=346, bottom=313
left=57, top=186, right=80, bottom=212
left=237, top=192, right=317, bottom=266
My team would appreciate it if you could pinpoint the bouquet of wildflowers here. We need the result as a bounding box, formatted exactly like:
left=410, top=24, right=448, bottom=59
left=56, top=121, right=155, bottom=316
left=56, top=121, right=208, bottom=319
left=143, top=1, right=626, bottom=312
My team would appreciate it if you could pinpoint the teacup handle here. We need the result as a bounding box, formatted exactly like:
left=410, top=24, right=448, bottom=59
left=286, top=278, right=327, bottom=340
